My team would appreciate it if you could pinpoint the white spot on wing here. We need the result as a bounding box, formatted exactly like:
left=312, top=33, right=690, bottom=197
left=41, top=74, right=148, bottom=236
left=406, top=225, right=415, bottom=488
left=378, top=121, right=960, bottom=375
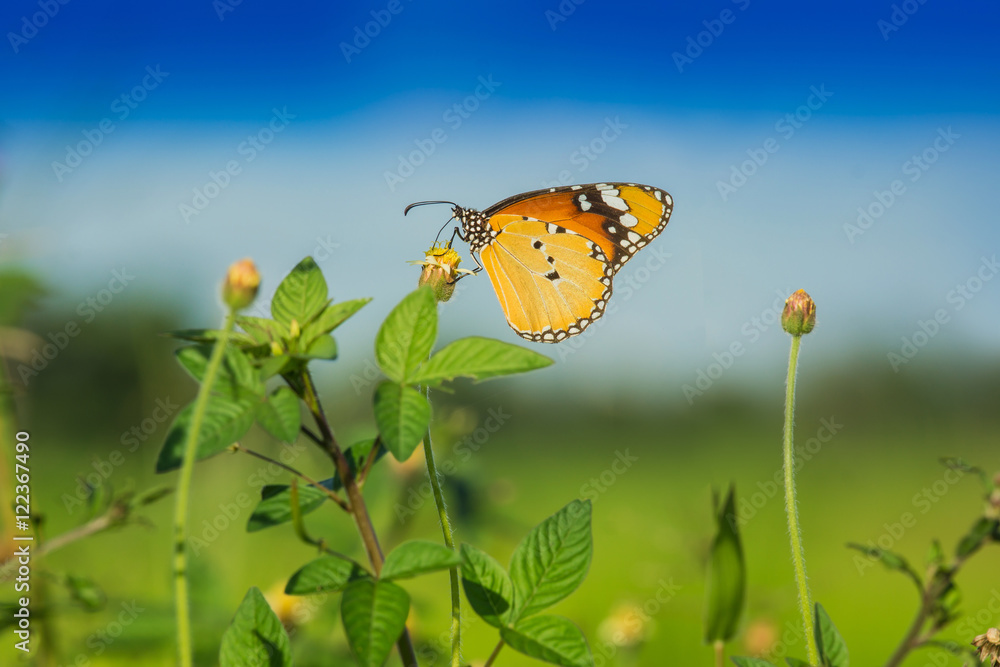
left=602, top=194, right=628, bottom=211
left=620, top=213, right=638, bottom=227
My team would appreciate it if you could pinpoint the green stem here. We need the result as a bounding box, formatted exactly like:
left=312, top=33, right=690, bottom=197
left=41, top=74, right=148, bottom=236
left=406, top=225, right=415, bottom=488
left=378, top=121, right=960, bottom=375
left=422, top=416, right=461, bottom=667
left=483, top=639, right=504, bottom=667
left=299, top=370, right=418, bottom=667
left=173, top=309, right=236, bottom=667
left=713, top=640, right=724, bottom=667
left=783, top=334, right=819, bottom=665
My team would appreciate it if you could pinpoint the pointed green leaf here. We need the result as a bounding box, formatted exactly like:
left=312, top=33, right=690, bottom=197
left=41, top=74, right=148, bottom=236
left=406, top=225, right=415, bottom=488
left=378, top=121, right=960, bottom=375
left=341, top=578, right=410, bottom=667
left=176, top=344, right=262, bottom=396
left=236, top=316, right=289, bottom=345
left=271, top=257, right=329, bottom=329
left=380, top=540, right=461, bottom=581
left=785, top=658, right=811, bottom=666
left=219, top=587, right=292, bottom=667
left=410, top=337, right=554, bottom=386
left=303, top=334, right=338, bottom=360
left=730, top=658, right=779, bottom=667
left=956, top=517, right=997, bottom=559
left=846, top=543, right=922, bottom=593
left=164, top=328, right=258, bottom=347
left=286, top=555, right=367, bottom=595
left=247, top=479, right=334, bottom=532
left=501, top=614, right=593, bottom=667
left=255, top=386, right=301, bottom=442
left=815, top=603, right=849, bottom=667
left=373, top=382, right=430, bottom=461
left=246, top=439, right=386, bottom=531
left=705, top=485, right=746, bottom=643
left=301, top=297, right=372, bottom=344
left=155, top=395, right=257, bottom=472
left=510, top=499, right=592, bottom=620
left=460, top=543, right=514, bottom=629
left=375, top=287, right=437, bottom=383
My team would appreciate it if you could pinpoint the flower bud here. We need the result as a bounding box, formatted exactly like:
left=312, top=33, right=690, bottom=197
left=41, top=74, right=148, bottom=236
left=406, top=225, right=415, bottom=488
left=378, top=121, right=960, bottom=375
left=411, top=245, right=473, bottom=303
left=222, top=258, right=260, bottom=311
left=781, top=289, right=816, bottom=336
left=973, top=627, right=1000, bottom=666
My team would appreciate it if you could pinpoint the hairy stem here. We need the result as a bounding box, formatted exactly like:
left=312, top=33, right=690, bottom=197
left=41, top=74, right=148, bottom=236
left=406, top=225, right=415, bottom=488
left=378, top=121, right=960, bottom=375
left=422, top=418, right=462, bottom=667
left=173, top=309, right=236, bottom=667
left=783, top=334, right=819, bottom=665
left=299, top=370, right=418, bottom=667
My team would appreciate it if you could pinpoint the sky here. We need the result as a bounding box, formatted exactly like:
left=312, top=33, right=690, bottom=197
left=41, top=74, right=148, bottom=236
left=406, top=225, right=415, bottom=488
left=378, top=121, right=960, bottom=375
left=1, top=0, right=999, bottom=396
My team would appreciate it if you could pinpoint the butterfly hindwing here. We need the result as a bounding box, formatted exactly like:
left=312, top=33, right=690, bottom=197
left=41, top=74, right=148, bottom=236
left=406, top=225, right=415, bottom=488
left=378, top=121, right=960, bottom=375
left=479, top=222, right=612, bottom=343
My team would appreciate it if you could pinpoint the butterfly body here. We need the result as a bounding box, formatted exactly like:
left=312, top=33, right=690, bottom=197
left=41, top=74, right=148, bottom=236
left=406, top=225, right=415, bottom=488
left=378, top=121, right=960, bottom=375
left=421, top=182, right=672, bottom=343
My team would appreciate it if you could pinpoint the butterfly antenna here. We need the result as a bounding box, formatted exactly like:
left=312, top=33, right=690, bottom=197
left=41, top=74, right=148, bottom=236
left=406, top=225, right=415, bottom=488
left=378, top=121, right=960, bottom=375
left=403, top=200, right=459, bottom=216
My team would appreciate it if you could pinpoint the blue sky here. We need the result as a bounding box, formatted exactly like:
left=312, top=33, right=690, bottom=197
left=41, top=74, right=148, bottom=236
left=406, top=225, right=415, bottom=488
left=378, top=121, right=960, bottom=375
left=2, top=0, right=999, bottom=395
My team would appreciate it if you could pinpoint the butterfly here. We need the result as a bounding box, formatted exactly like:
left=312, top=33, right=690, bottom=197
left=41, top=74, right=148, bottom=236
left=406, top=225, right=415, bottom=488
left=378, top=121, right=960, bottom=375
left=405, top=183, right=673, bottom=343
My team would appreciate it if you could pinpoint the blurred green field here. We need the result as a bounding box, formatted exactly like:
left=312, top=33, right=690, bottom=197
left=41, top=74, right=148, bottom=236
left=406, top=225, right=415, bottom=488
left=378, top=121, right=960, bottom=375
left=1, top=307, right=998, bottom=667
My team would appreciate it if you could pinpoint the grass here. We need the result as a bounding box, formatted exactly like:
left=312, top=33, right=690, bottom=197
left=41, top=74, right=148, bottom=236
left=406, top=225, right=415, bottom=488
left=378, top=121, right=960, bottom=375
left=6, top=368, right=997, bottom=666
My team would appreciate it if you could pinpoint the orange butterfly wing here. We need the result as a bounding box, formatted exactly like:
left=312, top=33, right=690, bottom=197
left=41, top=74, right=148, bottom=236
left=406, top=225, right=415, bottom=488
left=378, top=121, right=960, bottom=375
left=470, top=183, right=672, bottom=343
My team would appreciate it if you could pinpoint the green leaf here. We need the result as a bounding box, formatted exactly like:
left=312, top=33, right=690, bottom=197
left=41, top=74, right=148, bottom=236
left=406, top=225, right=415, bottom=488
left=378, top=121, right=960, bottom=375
left=509, top=499, right=592, bottom=621
left=785, top=659, right=811, bottom=667
left=0, top=269, right=46, bottom=326
left=845, top=543, right=922, bottom=593
left=301, top=298, right=372, bottom=344
left=374, top=287, right=437, bottom=383
left=176, top=345, right=262, bottom=396
left=730, top=659, right=779, bottom=667
left=501, top=615, right=593, bottom=667
left=271, top=256, right=329, bottom=329
left=246, top=439, right=387, bottom=532
left=236, top=316, right=289, bottom=345
left=285, top=555, right=366, bottom=595
left=373, top=382, right=431, bottom=461
left=956, top=517, right=998, bottom=559
left=410, top=337, right=554, bottom=386
left=380, top=540, right=461, bottom=580
left=939, top=457, right=989, bottom=489
left=219, top=587, right=292, bottom=667
left=303, top=334, right=338, bottom=360
left=155, top=395, right=257, bottom=472
left=705, top=484, right=746, bottom=643
left=247, top=479, right=334, bottom=532
left=164, top=328, right=259, bottom=347
left=255, top=386, right=301, bottom=442
left=341, top=578, right=410, bottom=667
left=814, top=603, right=849, bottom=667
left=460, top=544, right=514, bottom=628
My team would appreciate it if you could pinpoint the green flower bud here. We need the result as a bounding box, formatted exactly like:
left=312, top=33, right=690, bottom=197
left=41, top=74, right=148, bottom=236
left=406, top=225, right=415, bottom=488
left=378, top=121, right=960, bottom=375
left=781, top=289, right=816, bottom=336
